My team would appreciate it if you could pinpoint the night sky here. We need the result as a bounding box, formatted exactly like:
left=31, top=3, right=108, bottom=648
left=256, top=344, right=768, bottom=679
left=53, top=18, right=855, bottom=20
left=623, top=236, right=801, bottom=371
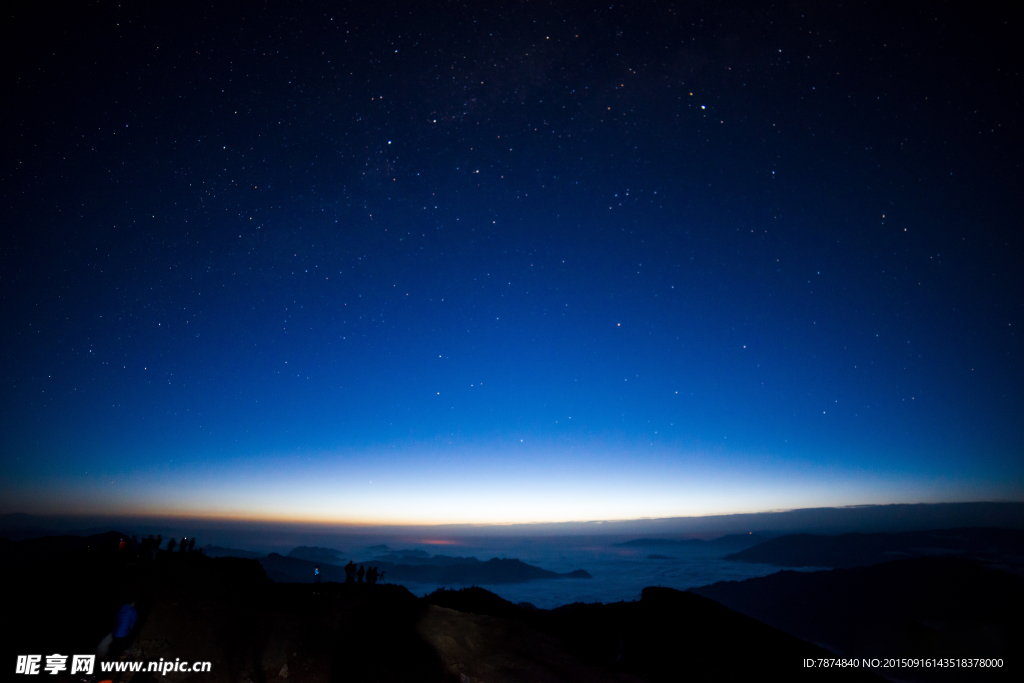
left=2, top=1, right=1021, bottom=524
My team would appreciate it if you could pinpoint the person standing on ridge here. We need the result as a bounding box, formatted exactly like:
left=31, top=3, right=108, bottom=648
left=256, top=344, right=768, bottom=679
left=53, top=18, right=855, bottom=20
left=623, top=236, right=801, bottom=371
left=357, top=565, right=365, bottom=583
left=102, top=600, right=137, bottom=661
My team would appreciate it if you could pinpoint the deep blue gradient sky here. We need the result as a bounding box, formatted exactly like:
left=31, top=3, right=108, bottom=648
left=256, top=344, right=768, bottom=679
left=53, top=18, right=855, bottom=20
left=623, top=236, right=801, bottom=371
left=2, top=1, right=1021, bottom=523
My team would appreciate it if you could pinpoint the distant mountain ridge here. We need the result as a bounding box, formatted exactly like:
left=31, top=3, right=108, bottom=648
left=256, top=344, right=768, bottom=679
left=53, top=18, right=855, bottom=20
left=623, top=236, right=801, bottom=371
left=616, top=533, right=773, bottom=550
left=202, top=545, right=265, bottom=559
left=287, top=545, right=347, bottom=564
left=259, top=552, right=591, bottom=585
left=371, top=547, right=430, bottom=559
left=369, top=552, right=487, bottom=566
left=724, top=527, right=1024, bottom=570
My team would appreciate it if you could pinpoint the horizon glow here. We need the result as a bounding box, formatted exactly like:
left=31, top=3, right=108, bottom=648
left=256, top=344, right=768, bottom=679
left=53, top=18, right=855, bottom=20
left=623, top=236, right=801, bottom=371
left=3, top=438, right=1013, bottom=524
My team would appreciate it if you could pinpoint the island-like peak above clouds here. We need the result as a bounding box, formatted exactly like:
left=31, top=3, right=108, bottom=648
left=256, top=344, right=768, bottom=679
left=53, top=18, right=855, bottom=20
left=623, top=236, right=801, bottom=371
left=259, top=552, right=591, bottom=585
left=286, top=546, right=347, bottom=564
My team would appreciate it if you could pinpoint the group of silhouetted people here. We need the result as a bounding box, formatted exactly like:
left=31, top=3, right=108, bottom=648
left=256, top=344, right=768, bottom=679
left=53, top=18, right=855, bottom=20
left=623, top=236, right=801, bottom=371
left=344, top=560, right=383, bottom=584
left=165, top=536, right=197, bottom=554
left=117, top=534, right=201, bottom=561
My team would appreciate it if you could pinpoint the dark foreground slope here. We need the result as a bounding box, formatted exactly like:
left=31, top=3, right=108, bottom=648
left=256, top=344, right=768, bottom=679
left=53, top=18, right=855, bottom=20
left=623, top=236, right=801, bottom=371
left=693, top=556, right=1022, bottom=682
left=1, top=531, right=878, bottom=682
left=424, top=586, right=880, bottom=682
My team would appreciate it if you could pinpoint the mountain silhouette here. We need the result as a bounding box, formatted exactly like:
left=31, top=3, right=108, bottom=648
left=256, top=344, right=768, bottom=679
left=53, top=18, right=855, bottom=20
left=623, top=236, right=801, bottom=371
left=259, top=551, right=591, bottom=584
left=724, top=526, right=1024, bottom=569
left=615, top=532, right=773, bottom=551
left=693, top=556, right=1022, bottom=682
left=286, top=545, right=347, bottom=564
left=1, top=531, right=886, bottom=682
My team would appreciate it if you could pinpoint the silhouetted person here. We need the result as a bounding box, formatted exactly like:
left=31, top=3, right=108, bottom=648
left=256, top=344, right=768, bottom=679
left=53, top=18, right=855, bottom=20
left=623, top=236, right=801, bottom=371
left=166, top=538, right=177, bottom=553
left=378, top=569, right=386, bottom=584
left=187, top=537, right=196, bottom=553
left=357, top=565, right=365, bottom=583
left=102, top=600, right=137, bottom=661
left=344, top=561, right=356, bottom=583
left=313, top=565, right=321, bottom=593
left=366, top=566, right=377, bottom=585
left=179, top=536, right=189, bottom=553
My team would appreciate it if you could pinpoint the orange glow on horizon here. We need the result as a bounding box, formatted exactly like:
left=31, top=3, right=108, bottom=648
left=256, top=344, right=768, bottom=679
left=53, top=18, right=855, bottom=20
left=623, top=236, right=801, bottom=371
left=19, top=503, right=804, bottom=530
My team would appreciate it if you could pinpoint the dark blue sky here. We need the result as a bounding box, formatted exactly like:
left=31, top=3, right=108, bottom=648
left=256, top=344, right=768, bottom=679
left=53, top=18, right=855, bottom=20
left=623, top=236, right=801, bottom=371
left=2, top=1, right=1021, bottom=523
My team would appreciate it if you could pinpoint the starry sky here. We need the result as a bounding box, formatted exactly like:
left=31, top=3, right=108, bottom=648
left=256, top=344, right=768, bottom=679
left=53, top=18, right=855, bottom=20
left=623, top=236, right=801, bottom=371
left=2, top=1, right=1021, bottom=524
